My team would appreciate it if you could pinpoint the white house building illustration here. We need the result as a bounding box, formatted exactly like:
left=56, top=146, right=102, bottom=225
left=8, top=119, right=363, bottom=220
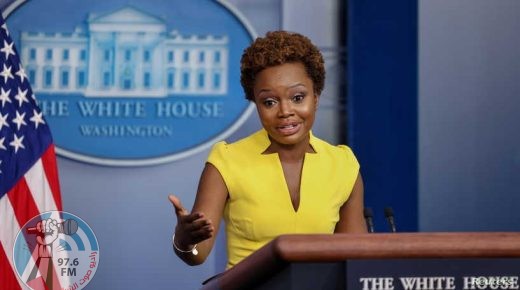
left=20, top=6, right=229, bottom=97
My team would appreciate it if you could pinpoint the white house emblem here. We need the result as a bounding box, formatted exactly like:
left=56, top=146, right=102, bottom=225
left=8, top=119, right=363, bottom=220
left=6, top=1, right=255, bottom=166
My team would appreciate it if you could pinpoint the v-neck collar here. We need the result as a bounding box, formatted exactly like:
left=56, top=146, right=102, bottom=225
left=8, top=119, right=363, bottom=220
left=251, top=128, right=320, bottom=213
left=254, top=128, right=319, bottom=155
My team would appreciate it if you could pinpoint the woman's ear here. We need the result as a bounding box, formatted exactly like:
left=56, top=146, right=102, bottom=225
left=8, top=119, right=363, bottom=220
left=314, top=94, right=320, bottom=111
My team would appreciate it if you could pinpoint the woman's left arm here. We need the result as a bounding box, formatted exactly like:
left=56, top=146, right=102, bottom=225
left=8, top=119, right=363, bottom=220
left=334, top=172, right=367, bottom=233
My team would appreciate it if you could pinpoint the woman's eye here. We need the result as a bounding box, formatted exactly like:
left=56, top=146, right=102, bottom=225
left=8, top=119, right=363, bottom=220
left=292, top=94, right=305, bottom=103
left=263, top=99, right=276, bottom=107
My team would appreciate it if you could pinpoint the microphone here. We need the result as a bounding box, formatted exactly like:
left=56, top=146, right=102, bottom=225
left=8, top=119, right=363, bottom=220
left=384, top=207, right=397, bottom=233
left=26, top=219, right=78, bottom=235
left=363, top=207, right=375, bottom=233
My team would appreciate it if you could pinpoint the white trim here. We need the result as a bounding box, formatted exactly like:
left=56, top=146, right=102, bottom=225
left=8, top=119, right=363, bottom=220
left=217, top=0, right=258, bottom=42
left=2, top=0, right=26, bottom=19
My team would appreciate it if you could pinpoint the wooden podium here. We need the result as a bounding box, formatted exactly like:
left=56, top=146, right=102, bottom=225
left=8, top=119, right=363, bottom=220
left=200, top=232, right=520, bottom=290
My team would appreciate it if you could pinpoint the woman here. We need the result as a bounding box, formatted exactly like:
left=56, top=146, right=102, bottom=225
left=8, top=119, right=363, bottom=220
left=169, top=31, right=366, bottom=269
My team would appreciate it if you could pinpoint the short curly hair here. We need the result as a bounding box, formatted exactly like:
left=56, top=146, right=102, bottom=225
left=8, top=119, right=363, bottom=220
left=240, top=31, right=325, bottom=101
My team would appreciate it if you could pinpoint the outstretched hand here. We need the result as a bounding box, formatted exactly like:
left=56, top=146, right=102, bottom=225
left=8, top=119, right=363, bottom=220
left=168, top=195, right=214, bottom=250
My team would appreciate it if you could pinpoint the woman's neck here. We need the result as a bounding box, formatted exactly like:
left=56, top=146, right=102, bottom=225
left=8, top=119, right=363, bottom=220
left=264, top=134, right=314, bottom=162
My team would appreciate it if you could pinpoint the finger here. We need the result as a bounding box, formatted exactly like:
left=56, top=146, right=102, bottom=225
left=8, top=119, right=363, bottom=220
left=188, top=221, right=214, bottom=237
left=184, top=218, right=212, bottom=232
left=37, top=221, right=43, bottom=233
left=168, top=195, right=188, bottom=216
left=177, top=223, right=214, bottom=246
left=179, top=212, right=206, bottom=224
left=190, top=225, right=215, bottom=244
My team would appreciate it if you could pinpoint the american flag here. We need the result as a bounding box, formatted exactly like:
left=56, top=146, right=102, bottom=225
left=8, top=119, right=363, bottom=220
left=0, top=13, right=63, bottom=290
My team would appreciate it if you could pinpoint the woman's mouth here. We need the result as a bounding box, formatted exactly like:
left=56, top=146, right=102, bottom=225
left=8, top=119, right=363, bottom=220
left=276, top=123, right=301, bottom=136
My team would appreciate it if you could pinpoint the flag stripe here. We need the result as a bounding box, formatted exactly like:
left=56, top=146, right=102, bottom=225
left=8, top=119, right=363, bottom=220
left=0, top=195, right=25, bottom=290
left=7, top=177, right=41, bottom=231
left=40, top=145, right=62, bottom=210
left=0, top=243, right=22, bottom=290
left=7, top=160, right=62, bottom=290
left=6, top=174, right=43, bottom=287
left=25, top=157, right=58, bottom=213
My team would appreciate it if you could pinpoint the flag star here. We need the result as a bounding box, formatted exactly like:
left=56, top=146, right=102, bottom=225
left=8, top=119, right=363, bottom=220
left=12, top=110, right=27, bottom=130
left=0, top=64, right=14, bottom=83
left=16, top=66, right=27, bottom=83
left=0, top=137, right=6, bottom=150
left=0, top=112, right=9, bottom=130
left=0, top=40, right=15, bottom=60
left=9, top=134, right=25, bottom=153
left=30, top=109, right=45, bottom=129
left=14, top=88, right=29, bottom=107
left=0, top=87, right=10, bottom=107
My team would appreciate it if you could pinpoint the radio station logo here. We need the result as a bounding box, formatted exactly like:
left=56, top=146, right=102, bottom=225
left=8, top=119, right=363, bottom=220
left=5, top=0, right=256, bottom=166
left=12, top=211, right=99, bottom=290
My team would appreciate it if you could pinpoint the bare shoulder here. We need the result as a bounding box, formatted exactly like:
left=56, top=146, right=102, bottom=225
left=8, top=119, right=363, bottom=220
left=335, top=173, right=367, bottom=233
left=193, top=162, right=228, bottom=212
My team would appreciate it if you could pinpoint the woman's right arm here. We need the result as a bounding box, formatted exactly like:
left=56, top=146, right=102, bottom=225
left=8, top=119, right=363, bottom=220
left=169, top=162, right=228, bottom=265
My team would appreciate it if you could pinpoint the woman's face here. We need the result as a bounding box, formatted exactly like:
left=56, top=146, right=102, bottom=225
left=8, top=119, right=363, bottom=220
left=253, top=62, right=318, bottom=148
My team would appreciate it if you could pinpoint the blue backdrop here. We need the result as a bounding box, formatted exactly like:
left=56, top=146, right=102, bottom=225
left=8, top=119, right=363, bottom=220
left=347, top=0, right=418, bottom=232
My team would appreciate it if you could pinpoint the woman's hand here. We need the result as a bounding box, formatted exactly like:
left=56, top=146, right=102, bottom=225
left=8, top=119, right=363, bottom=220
left=169, top=163, right=228, bottom=265
left=169, top=194, right=214, bottom=250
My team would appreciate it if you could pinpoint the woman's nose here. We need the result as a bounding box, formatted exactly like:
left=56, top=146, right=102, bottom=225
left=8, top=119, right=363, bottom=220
left=278, top=100, right=293, bottom=117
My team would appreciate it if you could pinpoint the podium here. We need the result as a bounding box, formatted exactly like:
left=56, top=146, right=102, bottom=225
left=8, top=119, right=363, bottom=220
left=201, top=232, right=520, bottom=290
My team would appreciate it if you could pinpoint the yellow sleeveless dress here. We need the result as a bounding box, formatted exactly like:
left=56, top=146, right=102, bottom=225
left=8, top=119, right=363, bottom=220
left=207, top=129, right=359, bottom=268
